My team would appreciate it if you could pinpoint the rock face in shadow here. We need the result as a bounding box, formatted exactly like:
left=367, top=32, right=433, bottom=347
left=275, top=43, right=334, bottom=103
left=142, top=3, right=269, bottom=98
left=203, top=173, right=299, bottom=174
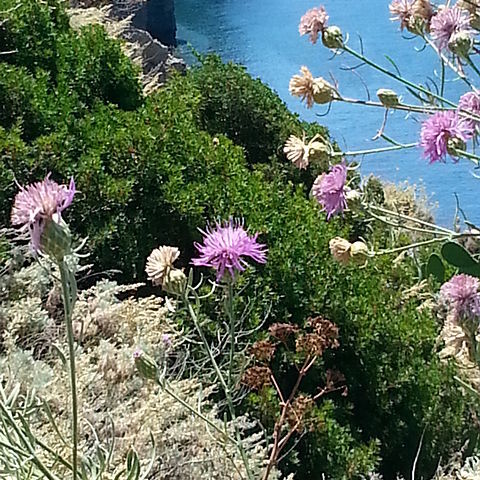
left=132, top=0, right=177, bottom=46
left=69, top=6, right=185, bottom=94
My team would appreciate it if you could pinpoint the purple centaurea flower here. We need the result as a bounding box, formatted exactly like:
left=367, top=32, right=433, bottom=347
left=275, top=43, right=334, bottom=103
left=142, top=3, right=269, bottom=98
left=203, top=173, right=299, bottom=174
left=311, top=162, right=348, bottom=220
left=420, top=110, right=473, bottom=163
left=11, top=174, right=75, bottom=253
left=430, top=6, right=472, bottom=51
left=192, top=220, right=267, bottom=281
left=458, top=91, right=480, bottom=130
left=440, top=274, right=480, bottom=321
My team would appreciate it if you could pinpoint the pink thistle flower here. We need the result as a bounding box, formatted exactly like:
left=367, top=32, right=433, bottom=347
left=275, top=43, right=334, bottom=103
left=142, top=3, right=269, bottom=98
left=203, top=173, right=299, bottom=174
left=311, top=162, right=348, bottom=220
left=440, top=274, right=480, bottom=320
left=299, top=6, right=329, bottom=44
left=11, top=174, right=75, bottom=254
left=192, top=220, right=267, bottom=281
left=420, top=110, right=473, bottom=163
left=430, top=6, right=472, bottom=51
left=458, top=90, right=480, bottom=129
left=389, top=0, right=415, bottom=30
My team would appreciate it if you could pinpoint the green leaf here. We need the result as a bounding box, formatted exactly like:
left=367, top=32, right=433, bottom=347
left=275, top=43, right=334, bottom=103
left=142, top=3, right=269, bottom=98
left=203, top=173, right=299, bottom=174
left=426, top=253, right=445, bottom=283
left=441, top=241, right=477, bottom=268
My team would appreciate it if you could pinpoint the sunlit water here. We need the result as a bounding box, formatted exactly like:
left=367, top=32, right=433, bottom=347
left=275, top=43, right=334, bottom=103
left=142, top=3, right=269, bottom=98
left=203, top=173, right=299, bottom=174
left=176, top=0, right=480, bottom=226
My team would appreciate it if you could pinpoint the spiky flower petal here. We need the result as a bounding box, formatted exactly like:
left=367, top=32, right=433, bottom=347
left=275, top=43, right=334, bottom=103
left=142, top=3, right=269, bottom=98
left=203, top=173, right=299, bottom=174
left=145, top=246, right=180, bottom=286
left=311, top=162, right=348, bottom=219
left=430, top=5, right=472, bottom=51
left=192, top=220, right=267, bottom=281
left=299, top=6, right=329, bottom=44
left=420, top=110, right=473, bottom=163
left=11, top=174, right=75, bottom=254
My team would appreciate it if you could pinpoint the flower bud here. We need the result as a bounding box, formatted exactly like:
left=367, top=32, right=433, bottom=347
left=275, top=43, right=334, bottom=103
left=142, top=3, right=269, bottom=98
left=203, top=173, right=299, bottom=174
left=350, top=241, right=370, bottom=265
left=447, top=137, right=467, bottom=157
left=163, top=268, right=187, bottom=296
left=329, top=237, right=352, bottom=265
left=312, top=78, right=335, bottom=105
left=322, top=26, right=344, bottom=49
left=448, top=31, right=473, bottom=58
left=41, top=217, right=72, bottom=262
left=133, top=350, right=158, bottom=381
left=308, top=140, right=331, bottom=164
left=377, top=88, right=400, bottom=107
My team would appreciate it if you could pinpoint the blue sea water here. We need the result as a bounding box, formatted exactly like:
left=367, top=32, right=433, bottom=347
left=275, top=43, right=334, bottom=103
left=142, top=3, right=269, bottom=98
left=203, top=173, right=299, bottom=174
left=176, top=0, right=479, bottom=226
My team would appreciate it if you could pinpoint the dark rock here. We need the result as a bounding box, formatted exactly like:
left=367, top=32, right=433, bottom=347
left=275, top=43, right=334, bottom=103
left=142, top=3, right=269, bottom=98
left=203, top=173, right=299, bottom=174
left=132, top=0, right=177, bottom=46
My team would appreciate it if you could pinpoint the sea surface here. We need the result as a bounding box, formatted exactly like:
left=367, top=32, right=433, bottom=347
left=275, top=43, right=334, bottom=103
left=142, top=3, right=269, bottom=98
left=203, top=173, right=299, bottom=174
left=176, top=0, right=479, bottom=226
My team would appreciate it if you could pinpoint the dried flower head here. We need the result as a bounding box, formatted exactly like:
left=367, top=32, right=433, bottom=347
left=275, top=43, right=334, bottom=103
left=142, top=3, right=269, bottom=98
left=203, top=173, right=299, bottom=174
left=329, top=237, right=352, bottom=265
left=308, top=316, right=340, bottom=347
left=11, top=174, right=75, bottom=255
left=299, top=6, right=329, bottom=44
left=250, top=340, right=276, bottom=363
left=241, top=366, right=271, bottom=391
left=412, top=0, right=433, bottom=23
left=287, top=394, right=315, bottom=430
left=459, top=90, right=480, bottom=129
left=145, top=246, right=180, bottom=286
left=440, top=274, right=480, bottom=321
left=311, top=162, right=348, bottom=219
left=420, top=110, right=473, bottom=163
left=283, top=134, right=309, bottom=169
left=192, top=219, right=267, bottom=282
left=289, top=67, right=335, bottom=108
left=268, top=323, right=299, bottom=343
left=389, top=0, right=415, bottom=30
left=430, top=5, right=472, bottom=51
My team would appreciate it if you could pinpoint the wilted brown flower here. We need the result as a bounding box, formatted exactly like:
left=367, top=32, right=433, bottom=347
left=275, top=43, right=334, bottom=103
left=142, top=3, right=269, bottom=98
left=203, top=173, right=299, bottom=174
left=283, top=134, right=309, bottom=169
left=268, top=322, right=299, bottom=343
left=289, top=67, right=335, bottom=108
left=241, top=366, right=271, bottom=391
left=286, top=394, right=315, bottom=430
left=146, top=246, right=180, bottom=286
left=297, top=317, right=340, bottom=356
left=250, top=340, right=276, bottom=363
left=329, top=237, right=352, bottom=265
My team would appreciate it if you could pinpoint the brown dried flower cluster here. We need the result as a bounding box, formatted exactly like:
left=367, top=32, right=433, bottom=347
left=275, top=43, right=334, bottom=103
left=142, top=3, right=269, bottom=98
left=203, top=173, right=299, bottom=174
left=241, top=365, right=272, bottom=391
left=286, top=394, right=315, bottom=431
left=296, top=317, right=339, bottom=357
left=268, top=322, right=299, bottom=343
left=250, top=339, right=276, bottom=363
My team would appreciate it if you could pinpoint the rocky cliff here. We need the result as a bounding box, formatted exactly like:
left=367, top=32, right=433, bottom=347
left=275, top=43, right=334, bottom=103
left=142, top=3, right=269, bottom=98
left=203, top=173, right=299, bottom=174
left=69, top=5, right=185, bottom=94
left=132, top=0, right=177, bottom=46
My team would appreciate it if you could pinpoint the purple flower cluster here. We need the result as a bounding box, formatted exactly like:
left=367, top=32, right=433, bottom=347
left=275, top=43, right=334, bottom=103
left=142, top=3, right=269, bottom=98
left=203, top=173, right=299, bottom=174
left=420, top=110, right=473, bottom=163
left=192, top=220, right=267, bottom=281
left=430, top=6, right=472, bottom=51
left=11, top=174, right=75, bottom=253
left=299, top=6, right=329, bottom=44
left=311, top=162, right=348, bottom=219
left=458, top=91, right=480, bottom=130
left=440, top=274, right=480, bottom=321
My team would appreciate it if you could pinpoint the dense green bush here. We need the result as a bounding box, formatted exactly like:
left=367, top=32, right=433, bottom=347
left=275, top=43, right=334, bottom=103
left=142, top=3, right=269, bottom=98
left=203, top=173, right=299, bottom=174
left=0, top=1, right=476, bottom=478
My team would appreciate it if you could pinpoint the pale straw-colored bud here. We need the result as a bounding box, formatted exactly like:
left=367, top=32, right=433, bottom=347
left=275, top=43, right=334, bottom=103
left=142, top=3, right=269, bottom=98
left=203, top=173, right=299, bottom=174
left=376, top=88, right=400, bottom=107
left=308, top=140, right=331, bottom=165
left=329, top=237, right=352, bottom=265
left=312, top=77, right=335, bottom=104
left=163, top=268, right=187, bottom=296
left=350, top=241, right=370, bottom=265
left=410, top=0, right=433, bottom=32
left=322, top=26, right=344, bottom=49
left=448, top=31, right=474, bottom=58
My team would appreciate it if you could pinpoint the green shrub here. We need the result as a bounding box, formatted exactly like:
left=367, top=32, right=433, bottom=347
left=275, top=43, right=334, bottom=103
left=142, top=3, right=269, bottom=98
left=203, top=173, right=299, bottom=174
left=0, top=0, right=69, bottom=76
left=0, top=7, right=475, bottom=476
left=56, top=26, right=143, bottom=110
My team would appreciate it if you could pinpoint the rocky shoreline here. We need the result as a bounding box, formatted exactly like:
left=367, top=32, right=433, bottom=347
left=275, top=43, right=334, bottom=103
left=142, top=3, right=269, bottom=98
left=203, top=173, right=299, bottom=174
left=68, top=1, right=185, bottom=94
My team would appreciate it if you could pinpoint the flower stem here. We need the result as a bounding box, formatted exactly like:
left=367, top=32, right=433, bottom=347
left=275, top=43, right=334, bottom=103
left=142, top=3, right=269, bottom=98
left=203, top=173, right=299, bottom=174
left=226, top=281, right=235, bottom=389
left=58, top=261, right=78, bottom=480
left=184, top=293, right=254, bottom=480
left=333, top=142, right=417, bottom=157
left=342, top=45, right=457, bottom=108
